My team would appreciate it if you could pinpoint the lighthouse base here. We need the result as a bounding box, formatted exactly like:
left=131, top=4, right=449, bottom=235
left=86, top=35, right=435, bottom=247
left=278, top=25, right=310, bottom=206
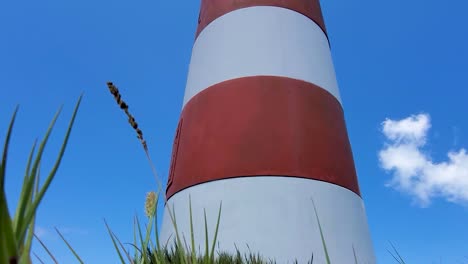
left=160, top=177, right=375, bottom=264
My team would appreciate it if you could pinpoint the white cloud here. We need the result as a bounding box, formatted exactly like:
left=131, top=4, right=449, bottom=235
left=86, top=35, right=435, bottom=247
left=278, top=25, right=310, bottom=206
left=382, top=114, right=430, bottom=146
left=378, top=113, right=468, bottom=206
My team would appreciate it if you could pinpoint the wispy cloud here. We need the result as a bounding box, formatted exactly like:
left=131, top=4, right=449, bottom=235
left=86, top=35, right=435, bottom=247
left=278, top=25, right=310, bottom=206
left=56, top=226, right=89, bottom=236
left=35, top=226, right=49, bottom=239
left=34, top=226, right=89, bottom=240
left=378, top=113, right=468, bottom=207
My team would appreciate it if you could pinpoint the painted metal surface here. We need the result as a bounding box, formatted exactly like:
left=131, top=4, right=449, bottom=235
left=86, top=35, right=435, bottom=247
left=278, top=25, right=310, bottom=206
left=184, top=6, right=340, bottom=108
left=167, top=76, right=359, bottom=199
left=160, top=177, right=376, bottom=264
left=160, top=0, right=376, bottom=262
left=195, top=0, right=327, bottom=38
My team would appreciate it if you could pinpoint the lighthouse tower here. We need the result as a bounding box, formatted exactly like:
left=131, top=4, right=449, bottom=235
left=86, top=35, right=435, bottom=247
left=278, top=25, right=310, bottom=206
left=159, top=1, right=375, bottom=263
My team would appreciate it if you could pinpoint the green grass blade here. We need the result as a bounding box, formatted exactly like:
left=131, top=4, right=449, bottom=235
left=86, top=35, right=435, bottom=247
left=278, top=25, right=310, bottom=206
left=31, top=94, right=82, bottom=206
left=149, top=238, right=157, bottom=262
left=182, top=234, right=190, bottom=255
left=135, top=215, right=148, bottom=263
left=14, top=106, right=62, bottom=243
left=387, top=248, right=402, bottom=264
left=167, top=203, right=186, bottom=264
left=189, top=195, right=197, bottom=264
left=210, top=201, right=222, bottom=262
left=125, top=242, right=143, bottom=256
left=14, top=161, right=38, bottom=246
left=0, top=192, right=17, bottom=263
left=154, top=204, right=161, bottom=251
left=113, top=230, right=135, bottom=264
left=1, top=105, right=18, bottom=189
left=24, top=140, right=37, bottom=187
left=13, top=106, right=62, bottom=244
left=13, top=140, right=37, bottom=229
left=388, top=242, right=406, bottom=264
left=33, top=233, right=59, bottom=264
left=154, top=213, right=161, bottom=251
left=133, top=217, right=138, bottom=262
left=143, top=217, right=155, bottom=258
left=311, top=198, right=331, bottom=264
left=55, top=227, right=84, bottom=264
left=115, top=235, right=135, bottom=263
left=352, top=245, right=358, bottom=264
left=20, top=170, right=41, bottom=263
left=0, top=106, right=19, bottom=263
left=33, top=252, right=46, bottom=264
left=152, top=194, right=165, bottom=264
left=19, top=94, right=82, bottom=244
left=163, top=234, right=173, bottom=252
left=104, top=219, right=127, bottom=264
left=203, top=209, right=209, bottom=264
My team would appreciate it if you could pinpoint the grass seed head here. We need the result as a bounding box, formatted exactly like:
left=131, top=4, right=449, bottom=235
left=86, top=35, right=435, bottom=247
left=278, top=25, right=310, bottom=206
left=145, top=191, right=157, bottom=218
left=106, top=82, right=147, bottom=152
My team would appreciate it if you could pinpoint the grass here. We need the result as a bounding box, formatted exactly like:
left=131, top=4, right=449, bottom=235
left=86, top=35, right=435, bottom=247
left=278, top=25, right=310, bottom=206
left=0, top=94, right=82, bottom=263
left=0, top=84, right=410, bottom=263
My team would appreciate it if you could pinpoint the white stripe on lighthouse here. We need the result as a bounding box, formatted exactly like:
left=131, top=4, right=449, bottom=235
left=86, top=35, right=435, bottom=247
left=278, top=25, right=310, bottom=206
left=183, top=6, right=341, bottom=108
left=160, top=177, right=376, bottom=264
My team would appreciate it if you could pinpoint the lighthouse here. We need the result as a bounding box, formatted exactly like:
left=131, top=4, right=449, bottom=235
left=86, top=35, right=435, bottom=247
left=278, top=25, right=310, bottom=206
left=159, top=1, right=375, bottom=263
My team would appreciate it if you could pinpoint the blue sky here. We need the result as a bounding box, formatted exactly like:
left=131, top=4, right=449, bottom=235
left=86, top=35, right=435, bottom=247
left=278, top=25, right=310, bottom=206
left=1, top=0, right=468, bottom=263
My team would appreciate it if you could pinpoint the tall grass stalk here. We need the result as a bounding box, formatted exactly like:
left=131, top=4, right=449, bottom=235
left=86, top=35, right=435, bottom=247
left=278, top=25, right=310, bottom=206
left=106, top=82, right=162, bottom=194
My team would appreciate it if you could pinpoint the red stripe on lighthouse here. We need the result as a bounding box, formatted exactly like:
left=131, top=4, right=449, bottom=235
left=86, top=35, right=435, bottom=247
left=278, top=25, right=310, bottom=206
left=195, top=0, right=327, bottom=38
left=166, top=76, right=360, bottom=199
